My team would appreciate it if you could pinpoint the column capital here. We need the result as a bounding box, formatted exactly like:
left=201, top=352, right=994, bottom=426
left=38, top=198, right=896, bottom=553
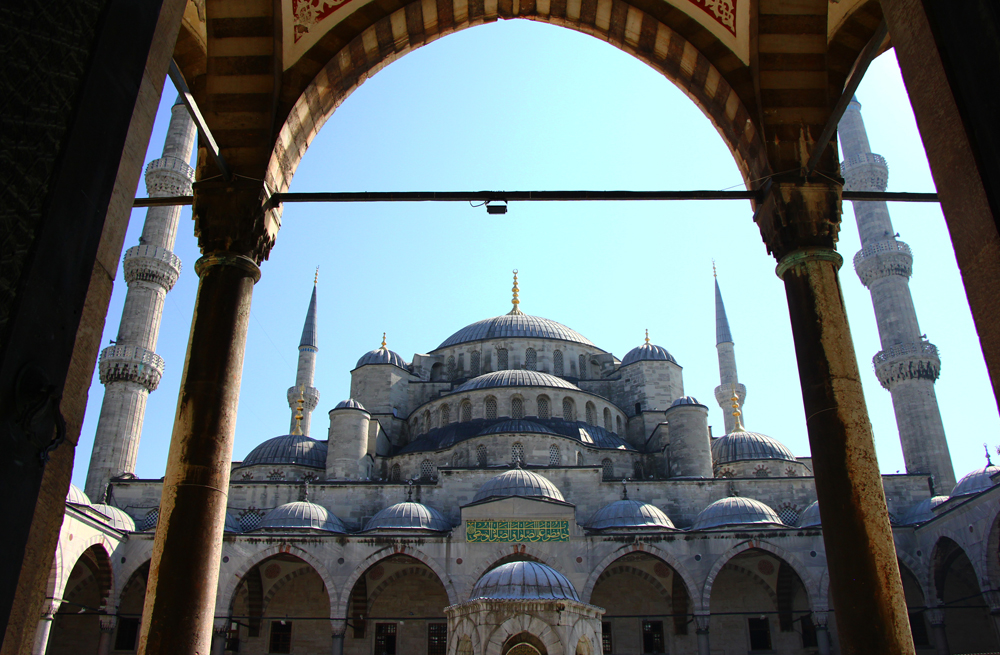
left=925, top=607, right=946, bottom=625
left=192, top=177, right=280, bottom=265
left=99, top=615, right=117, bottom=633
left=755, top=180, right=843, bottom=262
left=694, top=613, right=710, bottom=633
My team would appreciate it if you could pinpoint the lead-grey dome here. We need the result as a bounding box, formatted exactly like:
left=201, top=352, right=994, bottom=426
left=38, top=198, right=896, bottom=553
left=902, top=496, right=949, bottom=525
left=364, top=502, right=452, bottom=532
left=951, top=464, right=1000, bottom=497
left=473, top=469, right=565, bottom=503
left=798, top=501, right=822, bottom=528
left=66, top=483, right=91, bottom=506
left=480, top=420, right=557, bottom=436
left=437, top=313, right=596, bottom=350
left=225, top=512, right=242, bottom=533
left=621, top=343, right=677, bottom=366
left=711, top=430, right=797, bottom=465
left=691, top=497, right=784, bottom=530
left=588, top=499, right=675, bottom=531
left=257, top=501, right=346, bottom=533
left=92, top=504, right=136, bottom=532
left=471, top=561, right=579, bottom=601
left=334, top=398, right=367, bottom=411
left=355, top=346, right=408, bottom=370
left=240, top=434, right=327, bottom=469
left=670, top=396, right=702, bottom=408
left=452, top=370, right=580, bottom=394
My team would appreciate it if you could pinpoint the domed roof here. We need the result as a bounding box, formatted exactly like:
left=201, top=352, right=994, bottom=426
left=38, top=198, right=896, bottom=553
left=453, top=370, right=580, bottom=394
left=479, top=419, right=558, bottom=436
left=92, top=504, right=136, bottom=532
left=587, top=499, right=675, bottom=530
left=473, top=469, right=565, bottom=503
left=240, top=434, right=327, bottom=469
left=257, top=501, right=346, bottom=533
left=437, top=313, right=596, bottom=350
left=902, top=496, right=949, bottom=525
left=711, top=430, right=797, bottom=465
left=471, top=561, right=580, bottom=601
left=670, top=396, right=702, bottom=408
left=951, top=464, right=1000, bottom=497
left=355, top=346, right=408, bottom=370
left=364, top=502, right=452, bottom=532
left=621, top=343, right=678, bottom=366
left=225, top=512, right=242, bottom=533
left=66, top=483, right=91, bottom=506
left=798, top=501, right=822, bottom=528
left=334, top=398, right=367, bottom=411
left=691, top=497, right=784, bottom=530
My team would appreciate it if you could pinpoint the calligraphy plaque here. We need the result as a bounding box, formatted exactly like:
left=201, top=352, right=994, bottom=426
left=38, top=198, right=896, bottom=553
left=465, top=520, right=570, bottom=543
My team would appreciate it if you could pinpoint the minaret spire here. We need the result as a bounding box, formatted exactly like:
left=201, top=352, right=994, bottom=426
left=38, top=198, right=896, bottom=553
left=712, top=269, right=745, bottom=433
left=85, top=97, right=196, bottom=501
left=508, top=269, right=523, bottom=315
left=840, top=96, right=955, bottom=493
left=287, top=274, right=321, bottom=435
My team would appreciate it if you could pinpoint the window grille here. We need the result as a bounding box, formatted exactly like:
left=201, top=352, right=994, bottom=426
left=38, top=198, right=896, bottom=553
left=440, top=404, right=450, bottom=425
left=525, top=348, right=537, bottom=371
left=602, top=622, right=613, bottom=655
left=428, top=624, right=447, bottom=655
left=239, top=509, right=263, bottom=532
left=460, top=401, right=472, bottom=422
left=633, top=461, right=644, bottom=479
left=616, top=416, right=623, bottom=434
left=269, top=621, right=292, bottom=654
left=511, top=397, right=524, bottom=419
left=604, top=408, right=613, bottom=431
left=785, top=466, right=797, bottom=477
left=553, top=350, right=564, bottom=376
left=602, top=459, right=614, bottom=481
left=420, top=460, right=434, bottom=480
left=115, top=617, right=140, bottom=650
left=563, top=397, right=575, bottom=421
left=241, top=471, right=254, bottom=480
left=748, top=617, right=772, bottom=651
left=579, top=354, right=587, bottom=379
left=754, top=466, right=770, bottom=478
left=374, top=623, right=397, bottom=655
left=477, top=444, right=488, bottom=468
left=267, top=470, right=285, bottom=481
left=139, top=508, right=159, bottom=531
left=470, top=351, right=480, bottom=376
left=778, top=506, right=799, bottom=526
left=512, top=442, right=524, bottom=465
left=497, top=348, right=508, bottom=370
left=537, top=396, right=550, bottom=419
left=447, top=356, right=456, bottom=379
left=390, top=464, right=401, bottom=481
left=719, top=468, right=735, bottom=478
left=586, top=402, right=597, bottom=426
left=642, top=621, right=664, bottom=654
left=457, top=353, right=464, bottom=373
left=485, top=396, right=498, bottom=420
left=549, top=445, right=560, bottom=466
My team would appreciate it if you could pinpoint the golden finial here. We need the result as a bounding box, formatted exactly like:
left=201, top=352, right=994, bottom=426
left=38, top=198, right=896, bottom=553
left=509, top=269, right=522, bottom=315
left=292, top=387, right=305, bottom=435
left=644, top=329, right=650, bottom=345
left=712, top=259, right=717, bottom=278
left=314, top=266, right=319, bottom=285
left=730, top=386, right=744, bottom=432
left=380, top=332, right=387, bottom=349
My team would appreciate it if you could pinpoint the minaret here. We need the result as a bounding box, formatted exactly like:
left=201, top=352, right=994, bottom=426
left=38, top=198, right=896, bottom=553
left=840, top=96, right=956, bottom=493
left=85, top=99, right=196, bottom=500
left=287, top=271, right=320, bottom=435
left=713, top=265, right=746, bottom=434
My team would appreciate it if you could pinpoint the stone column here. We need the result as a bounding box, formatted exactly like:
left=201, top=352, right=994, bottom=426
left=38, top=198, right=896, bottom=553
left=926, top=608, right=950, bottom=655
left=211, top=619, right=229, bottom=655
left=331, top=619, right=346, bottom=655
left=97, top=616, right=116, bottom=655
left=758, top=181, right=915, bottom=655
left=813, top=611, right=831, bottom=655
left=31, top=603, right=58, bottom=655
left=694, top=613, right=710, bottom=655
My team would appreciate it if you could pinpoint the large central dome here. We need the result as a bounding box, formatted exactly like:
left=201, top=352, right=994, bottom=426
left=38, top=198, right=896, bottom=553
left=436, top=313, right=596, bottom=350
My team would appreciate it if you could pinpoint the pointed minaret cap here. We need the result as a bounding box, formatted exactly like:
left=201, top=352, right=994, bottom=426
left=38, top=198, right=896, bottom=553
left=508, top=269, right=523, bottom=315
left=715, top=267, right=733, bottom=345
left=299, top=270, right=319, bottom=350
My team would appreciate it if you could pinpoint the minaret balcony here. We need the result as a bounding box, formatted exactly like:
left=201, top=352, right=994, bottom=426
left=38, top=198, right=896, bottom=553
left=98, top=344, right=165, bottom=392
left=873, top=341, right=941, bottom=390
left=853, top=240, right=913, bottom=287
left=123, top=244, right=182, bottom=290
left=144, top=156, right=194, bottom=197
left=287, top=385, right=321, bottom=411
left=841, top=152, right=889, bottom=192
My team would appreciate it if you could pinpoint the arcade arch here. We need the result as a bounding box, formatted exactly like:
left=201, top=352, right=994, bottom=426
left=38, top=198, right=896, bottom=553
left=46, top=545, right=114, bottom=655
left=931, top=537, right=999, bottom=654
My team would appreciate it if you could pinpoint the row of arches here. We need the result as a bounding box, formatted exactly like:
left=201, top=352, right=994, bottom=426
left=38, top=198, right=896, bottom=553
left=414, top=396, right=624, bottom=435
left=432, top=348, right=603, bottom=382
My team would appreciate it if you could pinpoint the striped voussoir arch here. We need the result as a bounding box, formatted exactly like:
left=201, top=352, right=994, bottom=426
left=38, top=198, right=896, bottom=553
left=366, top=565, right=446, bottom=613
left=267, top=0, right=769, bottom=196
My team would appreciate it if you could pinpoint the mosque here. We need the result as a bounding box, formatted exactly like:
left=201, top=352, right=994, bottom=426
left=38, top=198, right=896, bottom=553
left=34, top=101, right=1000, bottom=655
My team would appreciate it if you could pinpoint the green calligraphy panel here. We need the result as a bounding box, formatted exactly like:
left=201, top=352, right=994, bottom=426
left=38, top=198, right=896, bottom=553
left=465, top=519, right=569, bottom=542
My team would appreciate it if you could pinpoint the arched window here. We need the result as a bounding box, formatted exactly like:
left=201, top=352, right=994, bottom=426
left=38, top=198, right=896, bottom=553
left=525, top=348, right=537, bottom=371
left=390, top=464, right=401, bottom=481
left=553, top=350, right=564, bottom=376
left=447, top=355, right=456, bottom=379
left=537, top=396, right=550, bottom=420
left=563, top=397, right=575, bottom=421
left=460, top=401, right=472, bottom=422
left=477, top=444, right=488, bottom=468
left=420, top=460, right=435, bottom=480
left=586, top=402, right=597, bottom=426
left=423, top=410, right=431, bottom=431
left=470, top=351, right=481, bottom=376
left=511, top=396, right=524, bottom=419
left=440, top=403, right=450, bottom=425
left=485, top=396, right=498, bottom=420
left=496, top=347, right=508, bottom=370
left=576, top=451, right=584, bottom=466
left=512, top=442, right=524, bottom=465
left=777, top=505, right=799, bottom=526
left=616, top=415, right=623, bottom=434
left=458, top=352, right=464, bottom=373
left=633, top=461, right=644, bottom=479
left=601, top=458, right=614, bottom=481
left=755, top=466, right=770, bottom=478
left=603, top=408, right=613, bottom=431
left=549, top=445, right=560, bottom=466
left=579, top=354, right=587, bottom=379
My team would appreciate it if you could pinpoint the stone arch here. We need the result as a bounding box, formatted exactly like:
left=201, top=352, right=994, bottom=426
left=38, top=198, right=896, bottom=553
left=982, top=500, right=1000, bottom=592
left=449, top=616, right=482, bottom=655
left=581, top=543, right=701, bottom=612
left=718, top=561, right=779, bottom=607
left=896, top=551, right=931, bottom=609
left=486, top=616, right=562, bottom=655
left=366, top=565, right=447, bottom=613
left=334, top=546, right=457, bottom=619
left=260, top=563, right=324, bottom=615
left=568, top=620, right=599, bottom=655
left=930, top=535, right=999, bottom=653
left=217, top=544, right=337, bottom=616
left=701, top=539, right=818, bottom=611
left=58, top=537, right=115, bottom=609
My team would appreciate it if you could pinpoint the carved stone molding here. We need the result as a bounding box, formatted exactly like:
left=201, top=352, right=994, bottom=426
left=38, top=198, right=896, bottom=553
left=123, top=244, right=182, bottom=290
left=98, top=344, right=165, bottom=391
left=853, top=240, right=913, bottom=287
left=145, top=155, right=194, bottom=197
left=873, top=341, right=941, bottom=390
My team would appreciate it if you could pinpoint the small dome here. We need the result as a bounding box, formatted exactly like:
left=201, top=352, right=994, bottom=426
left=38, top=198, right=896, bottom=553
left=437, top=314, right=595, bottom=350
left=711, top=430, right=797, bottom=465
left=355, top=347, right=408, bottom=370
left=334, top=398, right=367, bottom=411
left=471, top=561, right=580, bottom=601
left=588, top=499, right=675, bottom=530
left=241, top=434, right=327, bottom=469
left=902, top=496, right=949, bottom=525
left=670, top=396, right=702, bottom=408
left=621, top=343, right=677, bottom=367
left=473, top=469, right=565, bottom=503
left=691, top=497, right=784, bottom=530
left=258, top=501, right=346, bottom=533
left=452, top=370, right=580, bottom=394
left=225, top=512, right=242, bottom=533
left=798, top=501, right=822, bottom=528
left=364, top=502, right=452, bottom=532
left=480, top=420, right=557, bottom=436
left=951, top=464, right=1000, bottom=497
left=92, top=504, right=136, bottom=532
left=66, top=484, right=91, bottom=506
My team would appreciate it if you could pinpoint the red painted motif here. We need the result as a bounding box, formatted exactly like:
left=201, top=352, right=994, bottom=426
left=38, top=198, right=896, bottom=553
left=688, top=0, right=737, bottom=36
left=292, top=0, right=354, bottom=42
left=368, top=564, right=384, bottom=581
left=264, top=563, right=282, bottom=579
left=654, top=562, right=670, bottom=578
left=756, top=559, right=775, bottom=575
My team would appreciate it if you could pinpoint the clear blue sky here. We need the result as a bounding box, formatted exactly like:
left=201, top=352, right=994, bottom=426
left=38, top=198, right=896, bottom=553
left=73, top=20, right=999, bottom=491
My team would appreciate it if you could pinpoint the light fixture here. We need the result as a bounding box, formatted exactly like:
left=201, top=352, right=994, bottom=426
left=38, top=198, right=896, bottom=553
left=486, top=200, right=507, bottom=215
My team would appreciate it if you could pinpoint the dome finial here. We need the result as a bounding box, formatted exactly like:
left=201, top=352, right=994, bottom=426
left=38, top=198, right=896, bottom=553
left=314, top=265, right=319, bottom=285
left=730, top=386, right=744, bottom=431
left=509, top=269, right=523, bottom=315
left=300, top=478, right=310, bottom=501
left=407, top=478, right=414, bottom=501
left=713, top=259, right=717, bottom=278
left=291, top=387, right=305, bottom=435
left=985, top=443, right=993, bottom=467
left=380, top=332, right=387, bottom=349
left=621, top=479, right=628, bottom=500
left=644, top=328, right=650, bottom=345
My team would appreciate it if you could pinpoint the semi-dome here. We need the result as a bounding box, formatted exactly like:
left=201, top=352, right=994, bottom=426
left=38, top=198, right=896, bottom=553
left=670, top=396, right=702, bottom=408
left=470, top=561, right=580, bottom=601
left=257, top=501, right=346, bottom=533
left=711, top=430, right=797, bottom=465
left=240, top=434, right=327, bottom=469
left=473, top=469, right=565, bottom=503
left=587, top=499, right=675, bottom=530
left=480, top=419, right=558, bottom=436
left=452, top=370, right=580, bottom=394
left=66, top=483, right=91, bottom=506
left=334, top=398, right=367, bottom=411
left=355, top=346, right=408, bottom=370
left=951, top=464, right=1000, bottom=497
left=621, top=343, right=678, bottom=366
left=92, top=504, right=135, bottom=532
left=691, top=497, right=784, bottom=530
left=364, top=502, right=452, bottom=532
left=798, top=501, right=822, bottom=528
left=902, top=496, right=949, bottom=525
left=437, top=313, right=595, bottom=350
